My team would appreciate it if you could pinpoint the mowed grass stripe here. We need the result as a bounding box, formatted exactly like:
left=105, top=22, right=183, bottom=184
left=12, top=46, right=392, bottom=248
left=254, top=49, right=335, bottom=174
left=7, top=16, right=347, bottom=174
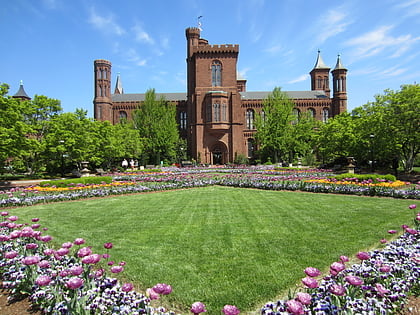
left=13, top=186, right=414, bottom=314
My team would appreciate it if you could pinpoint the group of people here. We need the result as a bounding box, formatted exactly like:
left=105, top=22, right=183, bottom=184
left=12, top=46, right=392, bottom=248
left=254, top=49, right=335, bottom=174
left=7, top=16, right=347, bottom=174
left=121, top=159, right=138, bottom=170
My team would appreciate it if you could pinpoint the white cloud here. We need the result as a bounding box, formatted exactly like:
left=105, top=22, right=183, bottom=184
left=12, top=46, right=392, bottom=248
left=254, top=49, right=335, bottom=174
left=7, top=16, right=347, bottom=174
left=393, top=0, right=420, bottom=17
left=88, top=7, right=125, bottom=36
left=124, top=48, right=147, bottom=67
left=287, top=74, right=309, bottom=84
left=313, top=6, right=352, bottom=45
left=345, top=25, right=420, bottom=60
left=132, top=24, right=154, bottom=44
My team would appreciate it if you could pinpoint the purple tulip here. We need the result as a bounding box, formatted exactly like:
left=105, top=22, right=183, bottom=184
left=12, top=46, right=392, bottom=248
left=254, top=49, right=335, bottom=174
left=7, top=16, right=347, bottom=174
left=388, top=230, right=397, bottom=234
left=43, top=248, right=54, bottom=256
left=56, top=247, right=69, bottom=256
left=62, top=242, right=74, bottom=248
left=110, top=265, right=124, bottom=273
left=345, top=275, right=364, bottom=286
left=21, top=256, right=41, bottom=265
left=152, top=283, right=172, bottom=295
left=39, top=235, right=52, bottom=242
left=31, top=224, right=41, bottom=229
left=375, top=283, right=390, bottom=297
left=38, top=260, right=51, bottom=269
left=191, top=301, right=207, bottom=314
left=286, top=300, right=304, bottom=315
left=4, top=250, right=18, bottom=259
left=74, top=238, right=85, bottom=245
left=329, top=284, right=346, bottom=296
left=301, top=276, right=318, bottom=288
left=339, top=255, right=349, bottom=262
left=81, top=253, right=101, bottom=264
left=0, top=234, right=10, bottom=242
left=146, top=288, right=160, bottom=300
left=66, top=277, right=84, bottom=289
left=330, top=261, right=346, bottom=275
left=296, top=292, right=312, bottom=305
left=379, top=264, right=391, bottom=272
left=104, top=242, right=113, bottom=249
left=35, top=275, right=51, bottom=286
left=356, top=251, right=370, bottom=260
left=121, top=282, right=134, bottom=292
left=77, top=246, right=92, bottom=257
left=26, top=243, right=38, bottom=250
left=408, top=204, right=417, bottom=209
left=222, top=304, right=240, bottom=315
left=8, top=215, right=18, bottom=221
left=31, top=218, right=40, bottom=222
left=304, top=267, right=320, bottom=277
left=1, top=211, right=9, bottom=216
left=380, top=238, right=387, bottom=244
left=69, top=265, right=83, bottom=276
left=406, top=228, right=418, bottom=235
left=20, top=227, right=34, bottom=237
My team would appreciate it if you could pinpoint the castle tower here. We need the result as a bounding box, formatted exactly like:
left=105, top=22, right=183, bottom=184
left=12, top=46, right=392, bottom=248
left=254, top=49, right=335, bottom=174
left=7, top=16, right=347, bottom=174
left=310, top=50, right=330, bottom=97
left=331, top=54, right=348, bottom=116
left=185, top=27, right=241, bottom=164
left=93, top=59, right=113, bottom=122
left=12, top=80, right=31, bottom=100
left=114, top=72, right=124, bottom=94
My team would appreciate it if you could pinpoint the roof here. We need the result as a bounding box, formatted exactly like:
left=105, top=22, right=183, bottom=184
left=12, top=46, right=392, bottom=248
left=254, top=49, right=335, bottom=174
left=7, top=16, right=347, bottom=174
left=111, top=90, right=328, bottom=103
left=312, top=50, right=329, bottom=70
left=333, top=54, right=347, bottom=70
left=112, top=93, right=187, bottom=102
left=240, top=90, right=329, bottom=100
left=13, top=81, right=31, bottom=100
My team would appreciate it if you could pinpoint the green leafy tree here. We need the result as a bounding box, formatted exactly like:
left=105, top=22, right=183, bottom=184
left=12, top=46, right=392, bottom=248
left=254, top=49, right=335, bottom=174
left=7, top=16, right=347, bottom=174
left=132, top=89, right=179, bottom=165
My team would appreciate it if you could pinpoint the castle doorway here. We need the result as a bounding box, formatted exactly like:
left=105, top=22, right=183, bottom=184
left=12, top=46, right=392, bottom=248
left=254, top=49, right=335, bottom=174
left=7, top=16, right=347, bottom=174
left=210, top=142, right=227, bottom=165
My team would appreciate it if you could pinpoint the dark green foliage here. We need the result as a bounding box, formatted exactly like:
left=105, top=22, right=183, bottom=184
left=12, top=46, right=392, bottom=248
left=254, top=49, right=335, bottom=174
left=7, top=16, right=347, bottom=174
left=332, top=173, right=397, bottom=182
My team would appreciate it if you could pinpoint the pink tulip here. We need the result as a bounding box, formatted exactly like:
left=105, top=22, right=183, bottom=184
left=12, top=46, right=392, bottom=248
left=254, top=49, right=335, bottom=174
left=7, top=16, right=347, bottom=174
left=152, top=283, right=172, bottom=295
left=286, top=300, right=304, bottom=315
left=38, top=260, right=51, bottom=268
left=31, top=218, right=40, bottom=222
left=387, top=230, right=397, bottom=234
left=66, top=277, right=84, bottom=289
left=39, top=235, right=52, bottom=242
left=121, top=282, right=134, bottom=292
left=304, top=267, right=320, bottom=277
left=191, top=301, right=207, bottom=314
left=26, top=243, right=38, bottom=250
left=81, top=254, right=101, bottom=264
left=31, top=224, right=41, bottom=229
left=62, top=242, right=74, bottom=248
left=329, top=284, right=346, bottom=296
left=77, top=246, right=92, bottom=257
left=345, top=275, right=364, bottom=286
left=21, top=256, right=41, bottom=265
left=301, top=276, right=318, bottom=288
left=408, top=204, right=417, bottom=209
left=110, top=265, right=124, bottom=273
left=8, top=215, right=18, bottom=221
left=21, top=227, right=35, bottom=237
left=146, top=288, right=160, bottom=300
left=379, top=265, right=391, bottom=272
left=0, top=234, right=10, bottom=242
left=1, top=211, right=9, bottom=216
left=104, top=242, right=113, bottom=249
left=296, top=292, right=312, bottom=305
left=380, top=239, right=387, bottom=244
left=43, top=248, right=55, bottom=256
left=35, top=275, right=51, bottom=286
left=4, top=251, right=18, bottom=259
left=56, top=247, right=69, bottom=256
left=69, top=265, right=83, bottom=276
left=356, top=251, right=370, bottom=260
left=339, top=255, right=349, bottom=262
left=74, top=238, right=85, bottom=245
left=222, top=305, right=240, bottom=315
left=375, top=283, right=390, bottom=297
left=330, top=261, right=346, bottom=275
left=406, top=228, right=418, bottom=235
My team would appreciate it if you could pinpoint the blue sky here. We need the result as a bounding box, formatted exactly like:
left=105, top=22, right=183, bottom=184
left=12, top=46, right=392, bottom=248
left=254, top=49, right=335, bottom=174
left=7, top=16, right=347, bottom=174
left=2, top=0, right=419, bottom=117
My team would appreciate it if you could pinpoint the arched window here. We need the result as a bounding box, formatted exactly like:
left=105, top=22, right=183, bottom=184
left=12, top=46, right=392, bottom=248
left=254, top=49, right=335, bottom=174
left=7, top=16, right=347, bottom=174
left=221, top=103, right=227, bottom=121
left=247, top=138, right=255, bottom=158
left=206, top=103, right=212, bottom=122
left=119, top=111, right=127, bottom=120
left=213, top=103, right=220, bottom=122
left=246, top=109, right=255, bottom=129
left=292, top=108, right=300, bottom=125
left=317, top=77, right=322, bottom=89
left=212, top=60, right=222, bottom=86
left=180, top=111, right=187, bottom=129
left=308, top=108, right=316, bottom=119
left=322, top=108, right=329, bottom=123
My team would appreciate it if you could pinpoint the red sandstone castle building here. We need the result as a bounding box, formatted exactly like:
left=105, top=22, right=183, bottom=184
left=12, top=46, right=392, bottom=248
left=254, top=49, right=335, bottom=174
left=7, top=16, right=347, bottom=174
left=94, top=27, right=347, bottom=164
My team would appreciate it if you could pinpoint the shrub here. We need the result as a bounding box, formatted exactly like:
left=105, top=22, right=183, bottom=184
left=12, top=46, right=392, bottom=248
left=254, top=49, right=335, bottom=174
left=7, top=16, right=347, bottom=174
left=332, top=173, right=397, bottom=182
left=40, top=176, right=113, bottom=188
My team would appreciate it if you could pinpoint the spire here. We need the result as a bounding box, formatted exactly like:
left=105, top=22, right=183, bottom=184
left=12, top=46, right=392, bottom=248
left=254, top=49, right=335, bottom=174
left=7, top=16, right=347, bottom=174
left=333, top=54, right=347, bottom=70
left=13, top=80, right=31, bottom=100
left=313, top=50, right=329, bottom=69
left=114, top=72, right=123, bottom=94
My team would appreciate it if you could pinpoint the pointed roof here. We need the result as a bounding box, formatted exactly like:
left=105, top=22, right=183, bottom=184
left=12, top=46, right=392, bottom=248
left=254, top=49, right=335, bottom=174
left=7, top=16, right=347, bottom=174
left=312, top=50, right=329, bottom=70
left=13, top=80, right=31, bottom=100
left=333, top=54, right=347, bottom=71
left=114, top=73, right=124, bottom=94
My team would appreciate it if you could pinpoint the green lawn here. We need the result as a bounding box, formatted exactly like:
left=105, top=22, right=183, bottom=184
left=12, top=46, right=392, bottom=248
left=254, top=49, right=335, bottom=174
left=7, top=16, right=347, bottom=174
left=12, top=186, right=415, bottom=314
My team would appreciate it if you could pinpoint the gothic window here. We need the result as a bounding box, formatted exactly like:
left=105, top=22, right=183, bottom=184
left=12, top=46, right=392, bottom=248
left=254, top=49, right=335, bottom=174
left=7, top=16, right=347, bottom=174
left=180, top=111, right=187, bottom=129
left=247, top=138, right=255, bottom=158
left=308, top=108, right=316, bottom=119
left=292, top=108, right=300, bottom=125
left=211, top=60, right=222, bottom=86
left=324, top=77, right=329, bottom=89
left=119, top=111, right=127, bottom=120
left=317, top=77, right=322, bottom=89
left=322, top=108, right=329, bottom=123
left=246, top=109, right=255, bottom=129
left=221, top=103, right=227, bottom=121
left=206, top=103, right=212, bottom=122
left=213, top=103, right=221, bottom=122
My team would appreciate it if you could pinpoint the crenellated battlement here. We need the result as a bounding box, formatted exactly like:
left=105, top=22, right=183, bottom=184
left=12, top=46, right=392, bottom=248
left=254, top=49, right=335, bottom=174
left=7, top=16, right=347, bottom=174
left=193, top=44, right=239, bottom=54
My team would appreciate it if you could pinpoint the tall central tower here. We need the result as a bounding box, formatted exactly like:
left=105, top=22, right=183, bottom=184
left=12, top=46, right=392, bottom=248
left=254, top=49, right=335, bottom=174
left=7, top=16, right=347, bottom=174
left=185, top=27, right=242, bottom=164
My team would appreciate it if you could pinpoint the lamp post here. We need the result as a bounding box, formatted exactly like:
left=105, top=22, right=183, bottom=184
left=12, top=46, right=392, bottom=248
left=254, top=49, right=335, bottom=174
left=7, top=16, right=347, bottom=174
left=369, top=134, right=375, bottom=173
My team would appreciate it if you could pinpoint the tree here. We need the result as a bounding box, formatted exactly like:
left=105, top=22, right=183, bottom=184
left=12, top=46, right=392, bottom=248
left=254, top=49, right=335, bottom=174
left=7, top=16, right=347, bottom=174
left=132, top=89, right=180, bottom=165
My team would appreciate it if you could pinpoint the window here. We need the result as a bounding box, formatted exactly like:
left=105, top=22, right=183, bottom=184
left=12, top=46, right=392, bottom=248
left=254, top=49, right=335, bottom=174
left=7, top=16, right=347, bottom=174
left=260, top=110, right=266, bottom=126
left=213, top=103, right=220, bottom=122
left=308, top=108, right=315, bottom=119
left=119, top=111, right=127, bottom=120
left=246, top=109, right=254, bottom=129
left=206, top=103, right=212, bottom=122
left=292, top=108, right=300, bottom=124
left=322, top=108, right=329, bottom=123
left=211, top=60, right=222, bottom=86
left=180, top=111, right=187, bottom=129
left=247, top=138, right=255, bottom=158
left=221, top=103, right=227, bottom=121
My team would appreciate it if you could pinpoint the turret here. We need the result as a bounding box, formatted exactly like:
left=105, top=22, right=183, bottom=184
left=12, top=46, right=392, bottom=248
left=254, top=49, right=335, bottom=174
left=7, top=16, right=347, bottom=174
left=12, top=80, right=31, bottom=100
left=331, top=54, right=348, bottom=115
left=93, top=59, right=113, bottom=122
left=310, top=50, right=330, bottom=97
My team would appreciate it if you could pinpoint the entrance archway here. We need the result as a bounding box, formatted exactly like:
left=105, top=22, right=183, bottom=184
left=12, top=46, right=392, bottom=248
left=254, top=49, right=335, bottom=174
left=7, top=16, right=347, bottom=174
left=210, top=142, right=227, bottom=165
